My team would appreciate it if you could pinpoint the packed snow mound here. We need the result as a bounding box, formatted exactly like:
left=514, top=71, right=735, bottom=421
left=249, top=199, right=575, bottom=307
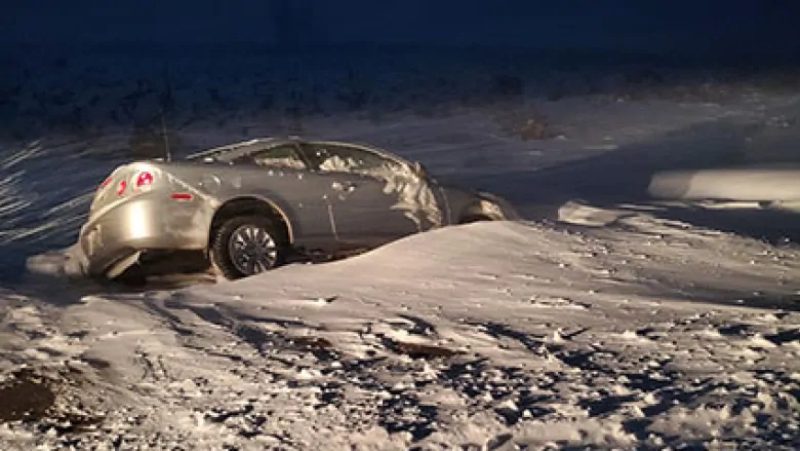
left=557, top=200, right=634, bottom=226
left=649, top=168, right=800, bottom=202
left=2, top=214, right=798, bottom=449
left=24, top=244, right=87, bottom=278
left=215, top=217, right=798, bottom=307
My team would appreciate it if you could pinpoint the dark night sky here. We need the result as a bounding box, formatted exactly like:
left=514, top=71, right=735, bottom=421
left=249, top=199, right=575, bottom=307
left=2, top=1, right=800, bottom=58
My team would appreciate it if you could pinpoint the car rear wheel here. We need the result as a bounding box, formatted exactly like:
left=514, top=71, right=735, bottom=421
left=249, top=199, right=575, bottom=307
left=210, top=215, right=285, bottom=279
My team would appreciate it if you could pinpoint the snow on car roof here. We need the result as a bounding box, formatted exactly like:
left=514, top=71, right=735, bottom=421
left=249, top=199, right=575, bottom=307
left=185, top=138, right=284, bottom=162
left=187, top=138, right=411, bottom=166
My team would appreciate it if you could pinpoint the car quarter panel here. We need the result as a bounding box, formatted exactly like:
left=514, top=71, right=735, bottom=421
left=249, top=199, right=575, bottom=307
left=80, top=190, right=210, bottom=276
left=156, top=162, right=336, bottom=249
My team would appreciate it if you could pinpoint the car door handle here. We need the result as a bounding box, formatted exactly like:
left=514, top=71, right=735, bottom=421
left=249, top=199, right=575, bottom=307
left=331, top=181, right=357, bottom=192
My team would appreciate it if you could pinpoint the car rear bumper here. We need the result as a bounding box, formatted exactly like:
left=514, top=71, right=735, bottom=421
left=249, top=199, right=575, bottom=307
left=79, top=193, right=210, bottom=277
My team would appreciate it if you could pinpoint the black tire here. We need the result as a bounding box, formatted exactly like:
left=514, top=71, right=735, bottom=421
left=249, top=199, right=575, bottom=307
left=210, top=215, right=286, bottom=279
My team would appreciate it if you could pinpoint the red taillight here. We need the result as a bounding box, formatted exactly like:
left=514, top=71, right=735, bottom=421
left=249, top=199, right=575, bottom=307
left=170, top=192, right=193, bottom=201
left=99, top=177, right=112, bottom=189
left=135, top=171, right=154, bottom=188
left=117, top=180, right=127, bottom=196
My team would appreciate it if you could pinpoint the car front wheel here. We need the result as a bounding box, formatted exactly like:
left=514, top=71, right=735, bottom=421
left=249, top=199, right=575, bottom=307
left=210, top=215, right=285, bottom=279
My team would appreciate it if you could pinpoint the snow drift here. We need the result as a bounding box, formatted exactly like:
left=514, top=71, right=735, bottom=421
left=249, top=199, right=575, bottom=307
left=1, top=216, right=798, bottom=449
left=649, top=168, right=800, bottom=205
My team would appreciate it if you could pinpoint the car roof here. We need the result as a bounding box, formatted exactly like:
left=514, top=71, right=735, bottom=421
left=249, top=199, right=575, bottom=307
left=187, top=138, right=411, bottom=166
left=186, top=138, right=281, bottom=162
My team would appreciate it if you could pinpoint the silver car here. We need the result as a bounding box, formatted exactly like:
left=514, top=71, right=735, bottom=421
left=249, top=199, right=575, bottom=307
left=79, top=138, right=517, bottom=279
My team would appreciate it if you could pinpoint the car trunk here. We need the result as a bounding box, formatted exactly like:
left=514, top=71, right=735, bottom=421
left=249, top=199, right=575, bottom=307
left=89, top=163, right=158, bottom=218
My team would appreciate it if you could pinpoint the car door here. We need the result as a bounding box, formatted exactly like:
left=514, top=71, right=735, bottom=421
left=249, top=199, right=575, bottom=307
left=236, top=143, right=336, bottom=249
left=298, top=143, right=428, bottom=248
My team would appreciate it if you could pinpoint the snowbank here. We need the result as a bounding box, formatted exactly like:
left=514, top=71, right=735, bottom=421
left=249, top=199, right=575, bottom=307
left=1, top=216, right=798, bottom=449
left=650, top=168, right=800, bottom=202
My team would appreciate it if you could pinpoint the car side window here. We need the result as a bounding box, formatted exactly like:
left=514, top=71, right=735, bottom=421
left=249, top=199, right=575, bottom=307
left=303, top=144, right=398, bottom=175
left=248, top=145, right=306, bottom=170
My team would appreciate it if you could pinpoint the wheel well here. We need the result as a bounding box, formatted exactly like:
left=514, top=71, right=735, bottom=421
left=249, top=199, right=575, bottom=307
left=458, top=213, right=493, bottom=224
left=457, top=201, right=502, bottom=224
left=209, top=198, right=292, bottom=247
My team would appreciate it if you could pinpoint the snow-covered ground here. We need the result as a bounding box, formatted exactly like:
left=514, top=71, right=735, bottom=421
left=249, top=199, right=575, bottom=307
left=2, top=217, right=799, bottom=449
left=1, top=49, right=800, bottom=448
